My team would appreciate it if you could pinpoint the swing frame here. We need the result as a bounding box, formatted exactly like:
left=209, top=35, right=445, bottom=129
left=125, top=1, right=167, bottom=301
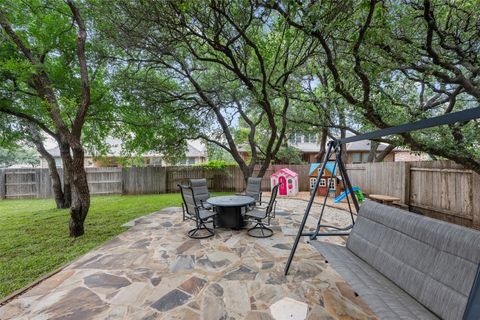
left=284, top=107, right=480, bottom=276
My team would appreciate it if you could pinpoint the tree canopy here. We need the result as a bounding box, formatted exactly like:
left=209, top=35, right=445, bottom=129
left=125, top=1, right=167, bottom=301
left=0, top=0, right=479, bottom=238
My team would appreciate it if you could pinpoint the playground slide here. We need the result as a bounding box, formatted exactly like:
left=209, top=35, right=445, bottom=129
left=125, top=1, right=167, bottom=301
left=333, top=186, right=363, bottom=203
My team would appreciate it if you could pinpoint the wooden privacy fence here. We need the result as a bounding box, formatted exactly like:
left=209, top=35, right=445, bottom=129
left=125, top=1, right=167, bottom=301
left=346, top=161, right=480, bottom=230
left=0, top=167, right=124, bottom=199
left=0, top=164, right=312, bottom=200
left=2, top=161, right=478, bottom=229
left=164, top=164, right=311, bottom=193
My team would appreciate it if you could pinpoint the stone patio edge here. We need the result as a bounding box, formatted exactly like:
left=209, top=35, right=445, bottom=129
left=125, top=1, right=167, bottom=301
left=0, top=208, right=170, bottom=307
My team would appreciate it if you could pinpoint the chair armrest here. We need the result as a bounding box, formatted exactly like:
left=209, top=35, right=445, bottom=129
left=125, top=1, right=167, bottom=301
left=200, top=200, right=211, bottom=210
left=271, top=200, right=277, bottom=218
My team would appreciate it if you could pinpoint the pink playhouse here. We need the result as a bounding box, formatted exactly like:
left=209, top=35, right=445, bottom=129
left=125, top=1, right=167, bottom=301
left=270, top=168, right=299, bottom=197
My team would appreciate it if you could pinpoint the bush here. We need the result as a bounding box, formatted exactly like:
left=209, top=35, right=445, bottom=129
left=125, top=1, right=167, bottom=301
left=197, top=160, right=237, bottom=169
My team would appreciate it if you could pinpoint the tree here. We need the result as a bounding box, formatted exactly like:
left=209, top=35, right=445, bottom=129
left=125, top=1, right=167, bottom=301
left=0, top=0, right=96, bottom=236
left=266, top=0, right=480, bottom=173
left=274, top=145, right=304, bottom=164
left=0, top=147, right=38, bottom=167
left=96, top=0, right=317, bottom=181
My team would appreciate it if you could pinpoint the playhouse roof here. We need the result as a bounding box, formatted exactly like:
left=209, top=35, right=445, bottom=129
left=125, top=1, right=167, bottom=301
left=271, top=168, right=298, bottom=177
left=309, top=162, right=337, bottom=176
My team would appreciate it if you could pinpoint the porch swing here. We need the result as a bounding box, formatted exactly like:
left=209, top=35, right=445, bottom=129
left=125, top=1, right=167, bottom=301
left=284, top=107, right=480, bottom=320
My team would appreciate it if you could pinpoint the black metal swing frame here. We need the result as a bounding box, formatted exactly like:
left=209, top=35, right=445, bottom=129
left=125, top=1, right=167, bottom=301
left=284, top=107, right=480, bottom=277
left=283, top=107, right=480, bottom=318
left=284, top=107, right=480, bottom=320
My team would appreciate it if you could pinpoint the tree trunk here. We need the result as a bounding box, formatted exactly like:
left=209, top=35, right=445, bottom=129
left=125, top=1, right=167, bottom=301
left=68, top=146, right=90, bottom=237
left=35, top=145, right=66, bottom=208
left=59, top=142, right=72, bottom=207
left=367, top=141, right=380, bottom=162
left=28, top=124, right=67, bottom=209
left=44, top=154, right=66, bottom=209
left=257, top=160, right=270, bottom=179
left=375, top=144, right=396, bottom=162
left=315, top=127, right=329, bottom=162
left=338, top=109, right=348, bottom=164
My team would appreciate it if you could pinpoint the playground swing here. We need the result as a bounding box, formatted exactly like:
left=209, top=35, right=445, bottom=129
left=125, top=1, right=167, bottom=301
left=283, top=107, right=480, bottom=320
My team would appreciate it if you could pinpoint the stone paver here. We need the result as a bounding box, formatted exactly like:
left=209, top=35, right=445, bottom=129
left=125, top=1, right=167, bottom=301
left=0, top=200, right=376, bottom=320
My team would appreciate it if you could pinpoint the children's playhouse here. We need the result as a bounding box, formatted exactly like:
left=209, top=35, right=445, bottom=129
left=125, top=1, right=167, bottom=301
left=270, top=168, right=299, bottom=196
left=309, top=162, right=343, bottom=197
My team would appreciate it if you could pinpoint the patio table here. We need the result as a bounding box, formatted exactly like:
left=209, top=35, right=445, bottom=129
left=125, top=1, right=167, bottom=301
left=207, top=195, right=255, bottom=229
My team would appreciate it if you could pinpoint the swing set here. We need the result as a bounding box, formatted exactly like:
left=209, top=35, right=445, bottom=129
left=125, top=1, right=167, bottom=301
left=284, top=107, right=480, bottom=319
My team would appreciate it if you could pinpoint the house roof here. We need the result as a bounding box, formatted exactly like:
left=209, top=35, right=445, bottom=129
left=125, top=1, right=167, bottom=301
left=309, top=162, right=337, bottom=176
left=186, top=140, right=206, bottom=157
left=346, top=140, right=396, bottom=152
left=271, top=168, right=298, bottom=177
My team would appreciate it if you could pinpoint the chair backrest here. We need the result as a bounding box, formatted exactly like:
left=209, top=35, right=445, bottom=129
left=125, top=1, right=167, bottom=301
left=178, top=184, right=198, bottom=217
left=245, top=177, right=262, bottom=201
left=265, top=183, right=281, bottom=215
left=347, top=200, right=480, bottom=320
left=190, top=178, right=210, bottom=203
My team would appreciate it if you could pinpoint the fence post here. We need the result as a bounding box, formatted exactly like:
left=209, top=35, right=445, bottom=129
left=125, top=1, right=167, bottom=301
left=403, top=162, right=411, bottom=210
left=35, top=169, right=41, bottom=199
left=0, top=169, right=5, bottom=200
left=472, top=171, right=480, bottom=230
left=165, top=167, right=169, bottom=193
left=121, top=167, right=126, bottom=195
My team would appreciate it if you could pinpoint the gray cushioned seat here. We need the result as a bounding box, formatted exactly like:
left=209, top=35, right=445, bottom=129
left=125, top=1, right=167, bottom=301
left=245, top=209, right=266, bottom=219
left=311, top=241, right=439, bottom=320
left=245, top=177, right=262, bottom=202
left=198, top=209, right=216, bottom=220
left=190, top=179, right=211, bottom=207
left=311, top=200, right=480, bottom=320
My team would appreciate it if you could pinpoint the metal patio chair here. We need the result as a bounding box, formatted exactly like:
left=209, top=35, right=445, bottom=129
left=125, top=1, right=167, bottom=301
left=244, top=182, right=281, bottom=238
left=237, top=177, right=263, bottom=213
left=178, top=184, right=217, bottom=239
left=190, top=178, right=214, bottom=210
left=245, top=177, right=262, bottom=205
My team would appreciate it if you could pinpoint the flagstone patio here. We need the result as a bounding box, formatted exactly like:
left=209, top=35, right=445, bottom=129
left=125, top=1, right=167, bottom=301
left=0, top=199, right=376, bottom=320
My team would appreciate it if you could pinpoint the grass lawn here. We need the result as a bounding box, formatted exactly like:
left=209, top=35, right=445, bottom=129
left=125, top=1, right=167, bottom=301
left=0, top=193, right=227, bottom=299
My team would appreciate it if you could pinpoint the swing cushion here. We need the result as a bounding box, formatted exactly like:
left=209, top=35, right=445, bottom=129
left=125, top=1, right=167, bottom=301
left=312, top=241, right=438, bottom=319
left=313, top=200, right=480, bottom=320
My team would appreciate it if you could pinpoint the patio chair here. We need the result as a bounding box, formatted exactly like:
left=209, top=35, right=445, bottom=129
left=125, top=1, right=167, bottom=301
left=244, top=182, right=281, bottom=238
left=178, top=184, right=217, bottom=239
left=237, top=177, right=262, bottom=210
left=190, top=178, right=213, bottom=210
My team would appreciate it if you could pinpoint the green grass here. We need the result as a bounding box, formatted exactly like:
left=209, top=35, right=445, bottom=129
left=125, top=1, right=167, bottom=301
left=0, top=193, right=227, bottom=299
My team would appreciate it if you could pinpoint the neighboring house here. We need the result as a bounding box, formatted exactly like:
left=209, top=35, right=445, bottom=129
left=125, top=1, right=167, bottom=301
left=237, top=132, right=320, bottom=163
left=238, top=132, right=430, bottom=164
left=170, top=140, right=208, bottom=166
left=345, top=140, right=430, bottom=163
left=40, top=139, right=207, bottom=168
left=288, top=133, right=430, bottom=164
left=287, top=132, right=321, bottom=163
left=345, top=140, right=396, bottom=163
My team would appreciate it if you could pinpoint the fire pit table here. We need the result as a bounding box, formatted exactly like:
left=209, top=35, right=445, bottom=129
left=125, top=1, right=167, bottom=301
left=207, top=195, right=255, bottom=229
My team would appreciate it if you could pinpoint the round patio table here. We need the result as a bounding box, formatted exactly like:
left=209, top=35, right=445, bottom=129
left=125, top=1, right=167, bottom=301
left=207, top=195, right=255, bottom=229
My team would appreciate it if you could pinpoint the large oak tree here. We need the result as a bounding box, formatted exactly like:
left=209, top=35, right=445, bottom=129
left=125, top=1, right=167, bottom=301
left=265, top=0, right=480, bottom=172
left=96, top=0, right=317, bottom=181
left=0, top=0, right=96, bottom=236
